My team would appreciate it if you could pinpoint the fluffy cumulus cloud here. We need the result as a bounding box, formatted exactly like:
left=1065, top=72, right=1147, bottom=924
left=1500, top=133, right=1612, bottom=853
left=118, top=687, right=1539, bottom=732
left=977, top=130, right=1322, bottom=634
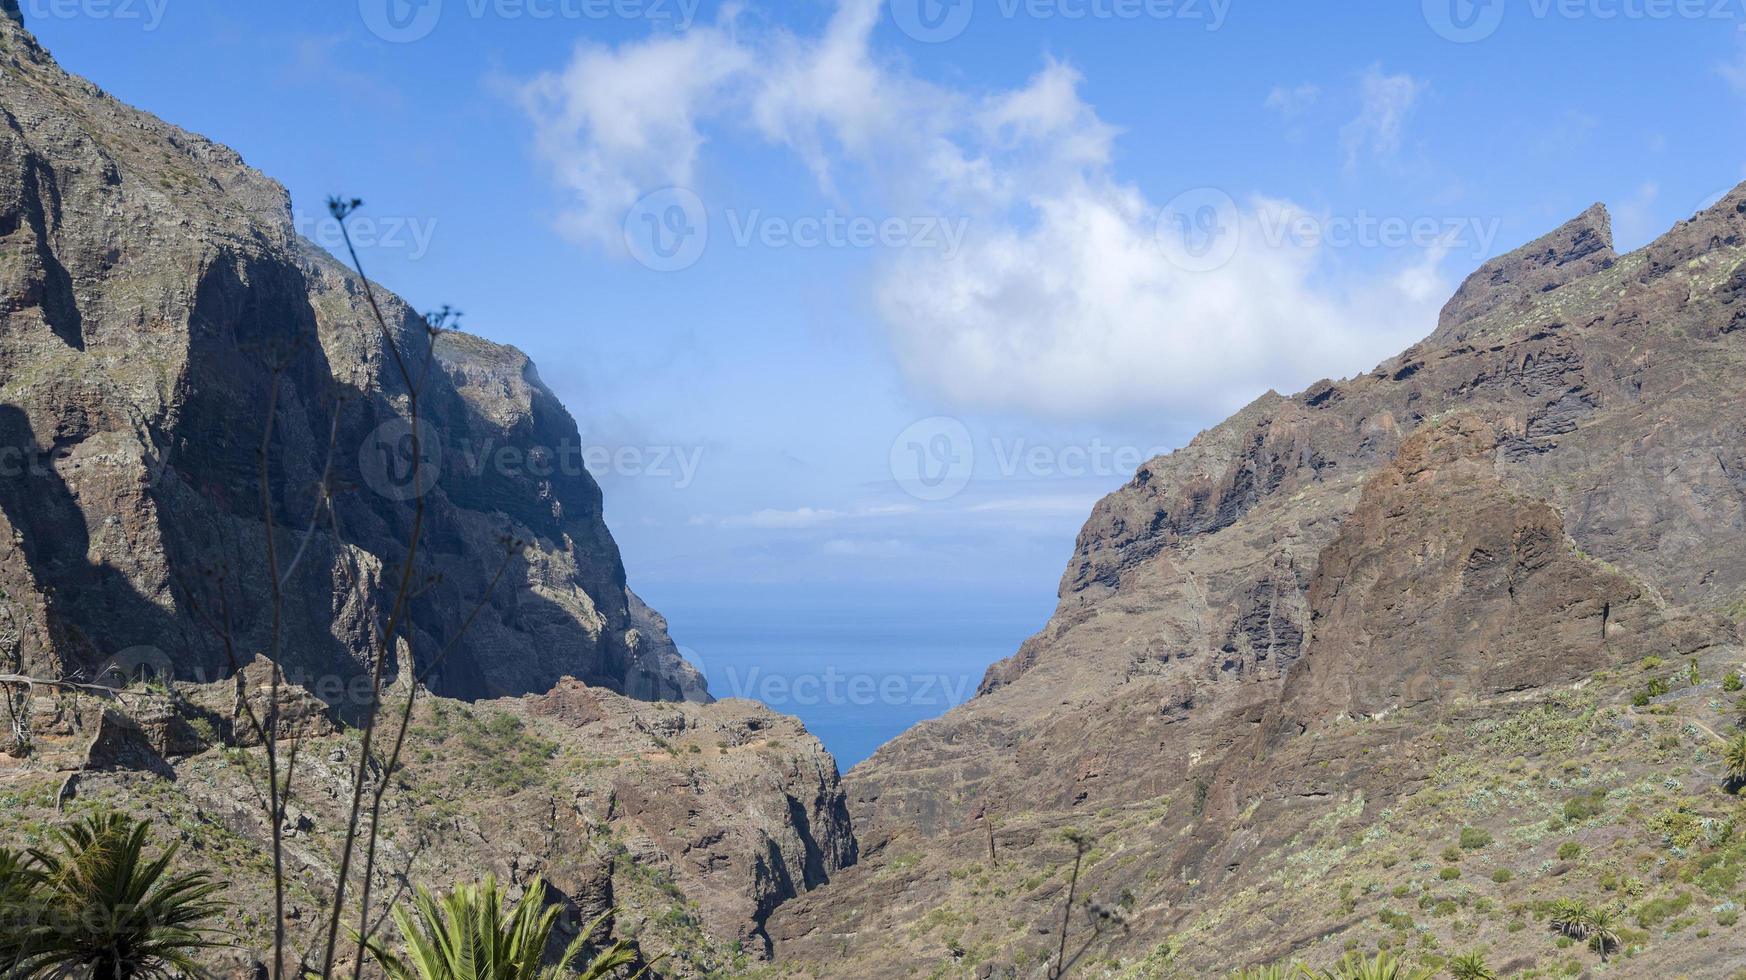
left=517, top=0, right=1445, bottom=421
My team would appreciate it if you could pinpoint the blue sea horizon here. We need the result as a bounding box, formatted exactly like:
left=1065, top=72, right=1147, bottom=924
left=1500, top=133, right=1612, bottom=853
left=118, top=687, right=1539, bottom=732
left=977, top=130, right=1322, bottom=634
left=646, top=585, right=1055, bottom=769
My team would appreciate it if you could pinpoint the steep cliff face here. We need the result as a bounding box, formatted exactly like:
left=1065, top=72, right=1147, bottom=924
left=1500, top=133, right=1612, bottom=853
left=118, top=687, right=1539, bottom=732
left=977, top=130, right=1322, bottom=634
left=770, top=188, right=1746, bottom=975
left=0, top=17, right=860, bottom=974
left=0, top=15, right=704, bottom=703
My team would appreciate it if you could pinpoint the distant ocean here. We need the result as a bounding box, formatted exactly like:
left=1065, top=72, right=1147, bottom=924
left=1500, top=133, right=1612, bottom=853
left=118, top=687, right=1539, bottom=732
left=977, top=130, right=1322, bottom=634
left=649, top=587, right=1054, bottom=769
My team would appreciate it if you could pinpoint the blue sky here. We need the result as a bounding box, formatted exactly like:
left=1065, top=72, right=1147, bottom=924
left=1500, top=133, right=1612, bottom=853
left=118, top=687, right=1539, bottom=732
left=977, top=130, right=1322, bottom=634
left=24, top=0, right=1746, bottom=622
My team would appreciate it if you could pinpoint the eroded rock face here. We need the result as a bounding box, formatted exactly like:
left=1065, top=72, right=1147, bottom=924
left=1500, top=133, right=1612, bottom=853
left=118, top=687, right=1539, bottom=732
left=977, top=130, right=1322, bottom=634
left=1279, top=414, right=1693, bottom=725
left=0, top=16, right=704, bottom=704
left=772, top=186, right=1746, bottom=974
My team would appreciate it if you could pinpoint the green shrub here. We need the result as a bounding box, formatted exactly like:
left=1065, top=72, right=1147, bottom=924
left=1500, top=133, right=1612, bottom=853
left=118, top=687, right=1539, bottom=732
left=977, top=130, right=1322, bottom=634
left=1557, top=842, right=1582, bottom=860
left=1725, top=672, right=1744, bottom=693
left=1459, top=827, right=1493, bottom=850
left=1491, top=868, right=1514, bottom=884
left=1442, top=846, right=1463, bottom=863
left=1562, top=790, right=1606, bottom=823
left=1634, top=892, right=1694, bottom=929
left=1439, top=867, right=1461, bottom=881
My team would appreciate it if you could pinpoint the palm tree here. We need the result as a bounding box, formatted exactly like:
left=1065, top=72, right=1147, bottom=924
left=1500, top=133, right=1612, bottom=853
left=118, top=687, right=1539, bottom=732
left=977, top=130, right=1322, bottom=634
left=1548, top=898, right=1590, bottom=939
left=1584, top=907, right=1620, bottom=963
left=1445, top=951, right=1495, bottom=979
left=1725, top=733, right=1746, bottom=790
left=1, top=846, right=45, bottom=972
left=16, top=811, right=225, bottom=980
left=1314, top=950, right=1435, bottom=979
left=364, top=875, right=641, bottom=980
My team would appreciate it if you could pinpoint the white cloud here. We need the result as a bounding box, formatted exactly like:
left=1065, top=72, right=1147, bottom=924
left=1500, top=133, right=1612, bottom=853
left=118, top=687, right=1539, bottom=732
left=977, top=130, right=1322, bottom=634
left=719, top=502, right=916, bottom=528
left=881, top=190, right=1436, bottom=419
left=517, top=5, right=1449, bottom=422
left=1341, top=66, right=1425, bottom=171
left=967, top=494, right=1106, bottom=515
left=1265, top=83, right=1320, bottom=116
left=517, top=27, right=751, bottom=250
left=721, top=507, right=844, bottom=529
left=822, top=538, right=913, bottom=558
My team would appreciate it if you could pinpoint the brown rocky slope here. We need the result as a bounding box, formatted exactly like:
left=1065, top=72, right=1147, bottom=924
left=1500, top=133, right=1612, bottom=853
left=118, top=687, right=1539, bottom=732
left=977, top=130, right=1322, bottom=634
left=767, top=188, right=1746, bottom=976
left=2, top=662, right=855, bottom=974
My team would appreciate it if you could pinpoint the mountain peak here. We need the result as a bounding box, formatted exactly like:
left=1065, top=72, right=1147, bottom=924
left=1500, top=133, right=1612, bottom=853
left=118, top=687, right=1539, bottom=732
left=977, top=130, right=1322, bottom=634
left=1432, top=202, right=1615, bottom=344
left=1, top=0, right=19, bottom=25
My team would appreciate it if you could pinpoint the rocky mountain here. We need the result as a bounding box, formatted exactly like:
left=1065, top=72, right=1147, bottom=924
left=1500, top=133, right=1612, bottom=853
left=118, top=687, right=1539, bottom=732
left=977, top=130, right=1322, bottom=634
left=0, top=12, right=859, bottom=973
left=0, top=10, right=703, bottom=704
left=9, top=3, right=1746, bottom=977
left=766, top=190, right=1746, bottom=976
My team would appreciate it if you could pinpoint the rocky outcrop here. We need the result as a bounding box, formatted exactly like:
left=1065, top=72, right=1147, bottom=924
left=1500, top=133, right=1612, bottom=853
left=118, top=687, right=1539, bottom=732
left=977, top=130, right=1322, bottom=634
left=772, top=185, right=1746, bottom=975
left=1432, top=203, right=1616, bottom=343
left=5, top=669, right=854, bottom=975
left=0, top=14, right=704, bottom=704
left=1279, top=414, right=1687, bottom=724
